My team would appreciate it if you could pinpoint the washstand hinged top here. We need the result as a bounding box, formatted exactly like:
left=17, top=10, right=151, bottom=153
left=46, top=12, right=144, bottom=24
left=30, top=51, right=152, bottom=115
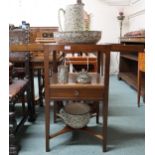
left=43, top=43, right=111, bottom=152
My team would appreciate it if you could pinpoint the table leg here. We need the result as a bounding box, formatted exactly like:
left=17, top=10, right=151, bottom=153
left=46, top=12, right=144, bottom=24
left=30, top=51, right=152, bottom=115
left=44, top=48, right=50, bottom=152
left=103, top=99, right=108, bottom=152
left=45, top=103, right=50, bottom=152
left=102, top=52, right=110, bottom=152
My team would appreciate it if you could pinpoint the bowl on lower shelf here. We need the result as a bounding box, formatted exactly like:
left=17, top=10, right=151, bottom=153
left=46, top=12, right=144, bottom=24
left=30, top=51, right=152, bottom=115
left=57, top=102, right=91, bottom=129
left=53, top=31, right=102, bottom=44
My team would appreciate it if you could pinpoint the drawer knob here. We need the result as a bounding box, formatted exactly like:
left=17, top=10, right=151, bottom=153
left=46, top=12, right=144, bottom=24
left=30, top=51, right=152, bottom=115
left=74, top=90, right=80, bottom=96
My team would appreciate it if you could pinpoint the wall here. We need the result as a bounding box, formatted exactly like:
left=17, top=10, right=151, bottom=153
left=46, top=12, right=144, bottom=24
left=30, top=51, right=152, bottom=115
left=124, top=0, right=145, bottom=32
left=9, top=0, right=144, bottom=74
left=9, top=0, right=121, bottom=42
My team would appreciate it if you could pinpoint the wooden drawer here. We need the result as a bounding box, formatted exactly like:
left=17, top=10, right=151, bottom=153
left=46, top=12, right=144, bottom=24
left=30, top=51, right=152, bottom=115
left=49, top=87, right=104, bottom=100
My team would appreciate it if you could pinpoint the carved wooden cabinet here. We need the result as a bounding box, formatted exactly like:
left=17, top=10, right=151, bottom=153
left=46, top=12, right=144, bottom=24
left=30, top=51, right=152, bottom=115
left=118, top=38, right=145, bottom=97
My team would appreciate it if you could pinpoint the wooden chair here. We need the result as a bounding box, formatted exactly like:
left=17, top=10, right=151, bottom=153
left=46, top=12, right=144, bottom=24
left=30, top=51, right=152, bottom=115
left=9, top=52, right=35, bottom=155
left=9, top=78, right=30, bottom=155
left=137, top=52, right=145, bottom=107
left=9, top=52, right=35, bottom=119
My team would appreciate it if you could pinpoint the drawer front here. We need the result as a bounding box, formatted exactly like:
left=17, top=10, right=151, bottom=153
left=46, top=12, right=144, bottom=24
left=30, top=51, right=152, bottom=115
left=50, top=88, right=104, bottom=100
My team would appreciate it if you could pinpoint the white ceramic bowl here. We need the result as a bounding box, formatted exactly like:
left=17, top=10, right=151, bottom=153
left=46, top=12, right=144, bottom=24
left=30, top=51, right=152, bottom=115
left=57, top=103, right=91, bottom=129
left=54, top=31, right=101, bottom=44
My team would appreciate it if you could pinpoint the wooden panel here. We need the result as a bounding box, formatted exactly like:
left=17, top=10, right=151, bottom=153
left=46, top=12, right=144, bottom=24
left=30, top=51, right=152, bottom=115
left=10, top=43, right=44, bottom=52
left=49, top=87, right=104, bottom=100
left=138, top=52, right=145, bottom=72
left=121, top=54, right=138, bottom=61
left=118, top=72, right=137, bottom=89
left=29, top=27, right=58, bottom=43
left=49, top=73, right=104, bottom=100
left=120, top=37, right=145, bottom=43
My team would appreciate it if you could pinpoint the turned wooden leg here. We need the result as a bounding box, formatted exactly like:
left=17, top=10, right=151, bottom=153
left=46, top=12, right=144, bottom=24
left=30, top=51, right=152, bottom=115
left=9, top=112, right=19, bottom=155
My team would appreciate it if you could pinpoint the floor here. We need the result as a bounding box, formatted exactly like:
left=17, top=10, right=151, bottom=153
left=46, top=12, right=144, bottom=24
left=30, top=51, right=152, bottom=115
left=18, top=76, right=145, bottom=155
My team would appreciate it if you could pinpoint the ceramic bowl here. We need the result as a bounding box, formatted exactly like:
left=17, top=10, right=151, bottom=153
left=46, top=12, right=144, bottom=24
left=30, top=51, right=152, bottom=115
left=53, top=31, right=101, bottom=44
left=57, top=103, right=91, bottom=129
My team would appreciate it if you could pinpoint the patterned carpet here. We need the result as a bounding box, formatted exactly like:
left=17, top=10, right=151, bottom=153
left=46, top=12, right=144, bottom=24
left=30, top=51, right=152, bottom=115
left=18, top=76, right=145, bottom=155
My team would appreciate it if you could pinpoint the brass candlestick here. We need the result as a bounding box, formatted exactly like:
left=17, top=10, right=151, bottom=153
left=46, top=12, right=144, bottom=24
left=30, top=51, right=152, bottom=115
left=117, top=12, right=125, bottom=38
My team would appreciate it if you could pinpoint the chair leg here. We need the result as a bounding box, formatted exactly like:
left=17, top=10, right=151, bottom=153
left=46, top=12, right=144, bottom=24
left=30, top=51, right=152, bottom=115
left=103, top=100, right=108, bottom=152
left=28, top=66, right=36, bottom=122
left=21, top=94, right=26, bottom=115
left=27, top=81, right=35, bottom=122
left=9, top=112, right=19, bottom=155
left=38, top=69, right=43, bottom=107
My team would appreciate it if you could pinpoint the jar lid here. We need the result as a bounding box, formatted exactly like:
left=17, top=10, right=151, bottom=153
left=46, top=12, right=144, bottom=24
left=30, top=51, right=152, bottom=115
left=76, top=69, right=91, bottom=84
left=64, top=103, right=90, bottom=115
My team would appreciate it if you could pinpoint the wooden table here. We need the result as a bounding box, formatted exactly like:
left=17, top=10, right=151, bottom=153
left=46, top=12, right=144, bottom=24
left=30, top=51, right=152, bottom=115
left=44, top=44, right=111, bottom=152
left=10, top=43, right=145, bottom=153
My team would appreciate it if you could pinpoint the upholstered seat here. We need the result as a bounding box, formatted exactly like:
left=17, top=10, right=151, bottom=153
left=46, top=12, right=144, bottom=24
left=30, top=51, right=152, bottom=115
left=9, top=79, right=28, bottom=99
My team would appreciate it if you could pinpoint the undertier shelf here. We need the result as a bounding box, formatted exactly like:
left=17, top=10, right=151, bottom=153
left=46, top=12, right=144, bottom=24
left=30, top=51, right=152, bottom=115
left=118, top=72, right=145, bottom=95
left=120, top=54, right=138, bottom=61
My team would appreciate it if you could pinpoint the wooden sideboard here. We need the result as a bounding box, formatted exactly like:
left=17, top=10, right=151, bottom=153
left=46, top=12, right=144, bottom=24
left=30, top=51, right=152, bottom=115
left=118, top=38, right=145, bottom=97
